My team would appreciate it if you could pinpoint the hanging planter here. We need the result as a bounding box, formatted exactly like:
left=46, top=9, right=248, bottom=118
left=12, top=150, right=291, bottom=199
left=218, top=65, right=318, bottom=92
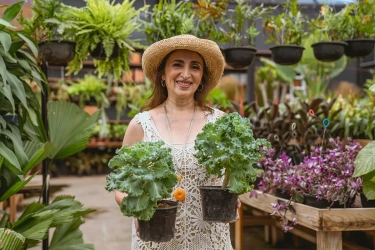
left=90, top=42, right=120, bottom=60
left=199, top=186, right=238, bottom=222
left=270, top=45, right=305, bottom=65
left=38, top=40, right=76, bottom=66
left=224, top=47, right=257, bottom=68
left=311, top=41, right=347, bottom=62
left=344, top=39, right=375, bottom=58
left=138, top=200, right=178, bottom=242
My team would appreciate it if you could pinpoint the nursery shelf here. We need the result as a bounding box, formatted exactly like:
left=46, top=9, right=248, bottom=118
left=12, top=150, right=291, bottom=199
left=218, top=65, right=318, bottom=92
left=236, top=191, right=375, bottom=250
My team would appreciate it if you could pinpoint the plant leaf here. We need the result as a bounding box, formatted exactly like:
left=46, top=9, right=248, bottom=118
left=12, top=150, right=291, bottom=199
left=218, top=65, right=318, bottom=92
left=354, top=141, right=375, bottom=176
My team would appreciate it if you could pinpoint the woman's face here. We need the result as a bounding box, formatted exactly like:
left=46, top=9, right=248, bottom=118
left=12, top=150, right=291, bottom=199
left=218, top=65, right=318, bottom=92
left=162, top=49, right=204, bottom=100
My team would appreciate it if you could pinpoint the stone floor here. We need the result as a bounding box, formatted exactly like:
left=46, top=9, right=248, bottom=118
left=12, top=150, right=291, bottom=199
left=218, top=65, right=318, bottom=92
left=19, top=175, right=372, bottom=250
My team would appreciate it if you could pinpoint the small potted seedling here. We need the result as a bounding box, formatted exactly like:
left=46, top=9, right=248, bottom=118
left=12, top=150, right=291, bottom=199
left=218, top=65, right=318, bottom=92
left=194, top=112, right=271, bottom=222
left=105, top=141, right=178, bottom=242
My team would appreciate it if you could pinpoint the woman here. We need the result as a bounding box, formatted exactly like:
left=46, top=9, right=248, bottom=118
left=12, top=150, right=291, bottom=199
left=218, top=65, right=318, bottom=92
left=115, top=34, right=239, bottom=249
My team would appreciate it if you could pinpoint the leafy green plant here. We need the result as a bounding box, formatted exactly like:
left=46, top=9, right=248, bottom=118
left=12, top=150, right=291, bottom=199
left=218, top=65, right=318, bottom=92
left=105, top=141, right=178, bottom=220
left=65, top=0, right=146, bottom=79
left=194, top=112, right=271, bottom=194
left=143, top=0, right=195, bottom=44
left=206, top=88, right=234, bottom=112
left=66, top=74, right=109, bottom=107
left=263, top=0, right=307, bottom=45
left=18, top=0, right=74, bottom=42
left=222, top=0, right=272, bottom=46
left=354, top=141, right=375, bottom=200
left=344, top=1, right=375, bottom=39
left=111, top=124, right=128, bottom=141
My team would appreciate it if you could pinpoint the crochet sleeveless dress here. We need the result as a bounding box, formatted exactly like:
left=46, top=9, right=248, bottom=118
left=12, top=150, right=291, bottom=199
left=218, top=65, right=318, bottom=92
left=131, top=108, right=233, bottom=250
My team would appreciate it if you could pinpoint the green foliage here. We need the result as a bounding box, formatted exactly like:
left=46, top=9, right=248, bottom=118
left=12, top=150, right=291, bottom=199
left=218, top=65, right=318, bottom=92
left=143, top=0, right=195, bottom=44
left=344, top=1, right=375, bottom=39
left=354, top=141, right=375, bottom=199
left=105, top=141, right=177, bottom=221
left=65, top=0, right=146, bottom=79
left=194, top=112, right=271, bottom=194
left=206, top=88, right=233, bottom=111
left=0, top=228, right=25, bottom=250
left=66, top=74, right=109, bottom=107
left=222, top=0, right=272, bottom=46
left=263, top=0, right=308, bottom=45
left=18, top=0, right=74, bottom=42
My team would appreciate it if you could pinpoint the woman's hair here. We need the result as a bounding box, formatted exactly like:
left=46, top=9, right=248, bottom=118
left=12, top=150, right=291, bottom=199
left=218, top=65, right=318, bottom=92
left=142, top=50, right=212, bottom=111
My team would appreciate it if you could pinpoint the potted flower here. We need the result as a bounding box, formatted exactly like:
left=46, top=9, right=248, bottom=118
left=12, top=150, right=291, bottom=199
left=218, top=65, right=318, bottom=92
left=105, top=141, right=178, bottom=242
left=343, top=1, right=375, bottom=58
left=142, top=0, right=195, bottom=44
left=194, top=112, right=271, bottom=222
left=309, top=4, right=351, bottom=62
left=64, top=0, right=146, bottom=80
left=263, top=0, right=307, bottom=65
left=221, top=0, right=272, bottom=68
left=18, top=0, right=76, bottom=65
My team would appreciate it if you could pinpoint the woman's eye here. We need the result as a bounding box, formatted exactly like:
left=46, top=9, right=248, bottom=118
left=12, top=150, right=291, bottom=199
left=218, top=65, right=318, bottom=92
left=192, top=65, right=201, bottom=70
left=173, top=63, right=182, bottom=67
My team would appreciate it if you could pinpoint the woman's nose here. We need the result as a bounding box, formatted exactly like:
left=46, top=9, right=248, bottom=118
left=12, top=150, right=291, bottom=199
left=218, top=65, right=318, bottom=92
left=180, top=66, right=191, bottom=79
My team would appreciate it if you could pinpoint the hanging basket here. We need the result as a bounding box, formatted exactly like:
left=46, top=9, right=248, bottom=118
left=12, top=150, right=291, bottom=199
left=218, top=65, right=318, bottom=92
left=38, top=40, right=76, bottom=66
left=199, top=186, right=238, bottom=222
left=138, top=200, right=178, bottom=242
left=224, top=47, right=257, bottom=68
left=344, top=39, right=375, bottom=58
left=270, top=45, right=305, bottom=65
left=311, top=41, right=347, bottom=62
left=90, top=42, right=120, bottom=60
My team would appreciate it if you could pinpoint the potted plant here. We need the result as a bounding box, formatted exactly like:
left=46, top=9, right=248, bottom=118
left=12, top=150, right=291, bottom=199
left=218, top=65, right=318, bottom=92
left=221, top=0, right=272, bottom=68
left=353, top=141, right=375, bottom=207
left=18, top=0, right=76, bottom=65
left=309, top=4, right=351, bottom=62
left=65, top=0, right=146, bottom=80
left=105, top=141, right=178, bottom=242
left=343, top=1, right=375, bottom=58
left=194, top=112, right=271, bottom=222
left=263, top=0, right=307, bottom=65
left=142, top=0, right=195, bottom=44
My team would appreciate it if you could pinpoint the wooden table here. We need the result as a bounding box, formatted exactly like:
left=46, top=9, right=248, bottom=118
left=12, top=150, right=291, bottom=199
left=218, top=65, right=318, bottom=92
left=235, top=191, right=375, bottom=250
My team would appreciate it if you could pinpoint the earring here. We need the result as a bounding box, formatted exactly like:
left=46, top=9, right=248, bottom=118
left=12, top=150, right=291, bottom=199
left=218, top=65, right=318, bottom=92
left=161, top=80, right=166, bottom=87
left=197, top=84, right=204, bottom=92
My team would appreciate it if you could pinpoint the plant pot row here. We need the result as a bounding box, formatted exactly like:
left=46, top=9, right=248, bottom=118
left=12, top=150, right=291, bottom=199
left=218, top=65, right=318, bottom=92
left=222, top=39, right=375, bottom=68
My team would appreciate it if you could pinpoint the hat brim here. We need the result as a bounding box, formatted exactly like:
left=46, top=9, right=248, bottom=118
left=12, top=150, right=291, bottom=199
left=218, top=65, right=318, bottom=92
left=142, top=35, right=225, bottom=92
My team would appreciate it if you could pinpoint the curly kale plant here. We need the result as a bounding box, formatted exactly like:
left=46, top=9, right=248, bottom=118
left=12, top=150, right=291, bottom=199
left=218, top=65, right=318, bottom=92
left=105, top=141, right=177, bottom=221
left=194, top=112, right=271, bottom=194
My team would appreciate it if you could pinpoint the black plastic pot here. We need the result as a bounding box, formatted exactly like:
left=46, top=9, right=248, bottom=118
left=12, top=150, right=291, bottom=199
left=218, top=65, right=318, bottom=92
left=360, top=192, right=375, bottom=208
left=224, top=47, right=257, bottom=68
left=90, top=42, right=120, bottom=60
left=275, top=188, right=291, bottom=200
left=38, top=40, right=76, bottom=66
left=138, top=200, right=178, bottom=242
left=344, top=39, right=375, bottom=58
left=270, top=45, right=305, bottom=65
left=304, top=193, right=352, bottom=209
left=311, top=41, right=347, bottom=62
left=199, top=186, right=238, bottom=222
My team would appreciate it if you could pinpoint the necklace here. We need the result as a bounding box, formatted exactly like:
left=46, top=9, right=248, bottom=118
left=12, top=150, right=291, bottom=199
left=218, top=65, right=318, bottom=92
left=164, top=102, right=196, bottom=150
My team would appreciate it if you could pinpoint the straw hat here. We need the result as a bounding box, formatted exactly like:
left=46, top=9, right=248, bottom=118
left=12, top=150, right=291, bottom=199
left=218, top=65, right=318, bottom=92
left=142, top=34, right=225, bottom=92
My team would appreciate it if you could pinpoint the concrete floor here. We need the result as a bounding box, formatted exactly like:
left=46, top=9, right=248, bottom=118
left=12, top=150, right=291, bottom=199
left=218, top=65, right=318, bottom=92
left=19, top=175, right=372, bottom=250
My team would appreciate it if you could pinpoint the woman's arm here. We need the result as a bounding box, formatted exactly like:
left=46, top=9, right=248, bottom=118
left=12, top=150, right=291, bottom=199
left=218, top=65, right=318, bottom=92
left=114, top=118, right=144, bottom=205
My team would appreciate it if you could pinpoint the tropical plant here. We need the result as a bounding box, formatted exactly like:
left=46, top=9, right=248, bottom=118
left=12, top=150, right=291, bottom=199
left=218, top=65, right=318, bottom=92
left=18, top=0, right=74, bottom=42
left=105, top=141, right=178, bottom=220
left=222, top=0, right=272, bottom=47
left=143, top=0, right=195, bottom=44
left=65, top=0, right=146, bottom=79
left=194, top=112, right=271, bottom=194
left=344, top=1, right=375, bottom=39
left=354, top=140, right=375, bottom=200
left=263, top=0, right=308, bottom=45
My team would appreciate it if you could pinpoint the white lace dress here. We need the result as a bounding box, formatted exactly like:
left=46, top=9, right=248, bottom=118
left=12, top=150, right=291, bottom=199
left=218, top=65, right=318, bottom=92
left=131, top=108, right=233, bottom=250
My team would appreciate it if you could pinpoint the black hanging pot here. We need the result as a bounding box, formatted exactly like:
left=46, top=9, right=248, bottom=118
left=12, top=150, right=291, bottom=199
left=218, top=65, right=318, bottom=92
left=303, top=193, right=352, bottom=209
left=138, top=200, right=178, bottom=242
left=344, top=39, right=375, bottom=58
left=90, top=42, right=120, bottom=60
left=199, top=186, right=238, bottom=222
left=270, top=45, right=305, bottom=65
left=224, top=47, right=257, bottom=68
left=38, top=40, right=76, bottom=66
left=360, top=192, right=375, bottom=208
left=311, top=41, right=347, bottom=62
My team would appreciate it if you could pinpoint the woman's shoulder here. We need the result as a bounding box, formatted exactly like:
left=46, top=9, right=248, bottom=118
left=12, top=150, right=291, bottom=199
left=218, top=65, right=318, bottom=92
left=204, top=106, right=225, bottom=122
left=134, top=110, right=151, bottom=124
